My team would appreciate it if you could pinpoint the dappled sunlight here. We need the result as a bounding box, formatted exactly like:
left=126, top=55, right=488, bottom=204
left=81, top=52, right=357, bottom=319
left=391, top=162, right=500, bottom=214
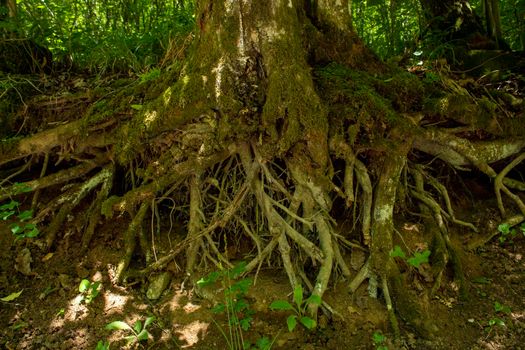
left=212, top=57, right=225, bottom=101
left=175, top=320, right=210, bottom=348
left=162, top=86, right=173, bottom=106
left=49, top=294, right=89, bottom=329
left=143, top=110, right=158, bottom=127
left=102, top=290, right=130, bottom=316
left=167, top=290, right=202, bottom=314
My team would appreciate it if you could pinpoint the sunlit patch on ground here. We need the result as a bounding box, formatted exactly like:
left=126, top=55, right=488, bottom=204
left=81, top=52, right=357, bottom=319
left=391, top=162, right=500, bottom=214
left=175, top=320, right=210, bottom=348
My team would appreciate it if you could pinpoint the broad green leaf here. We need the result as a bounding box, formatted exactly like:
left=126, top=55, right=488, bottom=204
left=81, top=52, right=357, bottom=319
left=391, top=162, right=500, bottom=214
left=293, top=284, right=303, bottom=308
left=269, top=300, right=293, bottom=311
left=299, top=316, right=317, bottom=330
left=211, top=303, right=225, bottom=314
left=105, top=321, right=132, bottom=331
left=488, top=318, right=505, bottom=327
left=407, top=250, right=431, bottom=268
left=231, top=278, right=252, bottom=295
left=143, top=316, right=156, bottom=329
left=389, top=245, right=406, bottom=259
left=91, top=281, right=101, bottom=292
left=130, top=104, right=143, bottom=110
left=136, top=329, right=149, bottom=341
left=230, top=261, right=247, bottom=279
left=24, top=224, right=40, bottom=238
left=256, top=336, right=271, bottom=350
left=14, top=183, right=32, bottom=193
left=372, top=331, right=386, bottom=343
left=1, top=210, right=15, bottom=220
left=124, top=335, right=136, bottom=345
left=0, top=200, right=18, bottom=210
left=239, top=317, right=251, bottom=331
left=1, top=290, right=23, bottom=301
left=306, top=294, right=322, bottom=306
left=17, top=210, right=33, bottom=221
left=95, top=340, right=110, bottom=350
left=133, top=320, right=142, bottom=333
left=286, top=315, right=297, bottom=332
left=79, top=279, right=91, bottom=292
left=10, top=224, right=22, bottom=235
left=494, top=302, right=511, bottom=314
left=498, top=223, right=511, bottom=234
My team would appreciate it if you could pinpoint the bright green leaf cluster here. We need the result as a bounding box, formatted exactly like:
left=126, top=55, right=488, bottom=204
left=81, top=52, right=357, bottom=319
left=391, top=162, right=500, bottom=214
left=105, top=315, right=155, bottom=346
left=269, top=284, right=321, bottom=332
left=78, top=279, right=101, bottom=304
left=390, top=245, right=430, bottom=268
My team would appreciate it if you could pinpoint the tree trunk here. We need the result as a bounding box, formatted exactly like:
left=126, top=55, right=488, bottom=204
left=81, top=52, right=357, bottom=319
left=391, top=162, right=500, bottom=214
left=2, top=0, right=524, bottom=339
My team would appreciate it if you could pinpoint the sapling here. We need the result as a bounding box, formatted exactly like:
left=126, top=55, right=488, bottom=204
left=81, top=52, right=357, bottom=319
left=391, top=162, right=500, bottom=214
left=269, top=284, right=321, bottom=332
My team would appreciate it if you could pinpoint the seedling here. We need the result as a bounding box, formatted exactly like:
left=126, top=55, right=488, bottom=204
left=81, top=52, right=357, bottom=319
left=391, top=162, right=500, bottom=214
left=197, top=262, right=262, bottom=350
left=269, top=284, right=321, bottom=332
left=497, top=223, right=525, bottom=244
left=485, top=317, right=505, bottom=333
left=1, top=201, right=39, bottom=240
left=0, top=183, right=40, bottom=240
left=390, top=245, right=430, bottom=268
left=372, top=331, right=388, bottom=350
left=243, top=336, right=275, bottom=350
left=95, top=340, right=110, bottom=350
left=484, top=301, right=511, bottom=334
left=105, top=316, right=156, bottom=346
left=78, top=279, right=101, bottom=304
left=494, top=301, right=511, bottom=314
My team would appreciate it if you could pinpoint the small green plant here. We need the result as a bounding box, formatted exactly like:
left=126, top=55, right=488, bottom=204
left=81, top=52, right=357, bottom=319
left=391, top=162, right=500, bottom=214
left=269, top=284, right=321, bottom=332
left=390, top=245, right=431, bottom=268
left=197, top=262, right=269, bottom=350
left=105, top=316, right=155, bottom=346
left=497, top=223, right=525, bottom=244
left=95, top=340, right=110, bottom=350
left=243, top=336, right=273, bottom=350
left=494, top=301, right=511, bottom=314
left=372, top=331, right=388, bottom=350
left=0, top=183, right=39, bottom=240
left=484, top=301, right=511, bottom=333
left=78, top=279, right=101, bottom=304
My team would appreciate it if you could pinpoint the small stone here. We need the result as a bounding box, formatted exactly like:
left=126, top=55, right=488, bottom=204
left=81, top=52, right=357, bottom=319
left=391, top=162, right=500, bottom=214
left=468, top=318, right=474, bottom=323
left=146, top=272, right=172, bottom=300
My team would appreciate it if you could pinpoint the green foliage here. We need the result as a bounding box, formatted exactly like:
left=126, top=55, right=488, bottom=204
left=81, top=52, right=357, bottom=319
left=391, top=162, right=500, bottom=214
left=494, top=301, right=511, bottom=314
left=352, top=0, right=421, bottom=59
left=497, top=223, right=525, bottom=244
left=1, top=290, right=23, bottom=302
left=269, top=284, right=321, bottom=332
left=13, top=0, right=195, bottom=73
left=78, top=279, right=101, bottom=304
left=95, top=340, right=110, bottom=350
left=0, top=183, right=40, bottom=241
left=198, top=262, right=271, bottom=350
left=105, top=316, right=155, bottom=346
left=484, top=301, right=512, bottom=333
left=372, top=331, right=388, bottom=350
left=390, top=245, right=431, bottom=268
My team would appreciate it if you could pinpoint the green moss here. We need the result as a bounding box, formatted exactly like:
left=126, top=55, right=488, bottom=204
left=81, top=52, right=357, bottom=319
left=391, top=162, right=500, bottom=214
left=101, top=195, right=122, bottom=219
left=315, top=63, right=402, bottom=146
left=374, top=71, right=424, bottom=113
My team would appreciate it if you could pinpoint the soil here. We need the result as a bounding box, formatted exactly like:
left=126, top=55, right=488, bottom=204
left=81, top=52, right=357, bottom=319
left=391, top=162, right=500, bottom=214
left=1, top=202, right=524, bottom=350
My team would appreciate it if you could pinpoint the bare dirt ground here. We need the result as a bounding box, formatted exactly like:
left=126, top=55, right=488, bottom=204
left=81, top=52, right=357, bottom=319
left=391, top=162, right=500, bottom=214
left=1, top=201, right=524, bottom=350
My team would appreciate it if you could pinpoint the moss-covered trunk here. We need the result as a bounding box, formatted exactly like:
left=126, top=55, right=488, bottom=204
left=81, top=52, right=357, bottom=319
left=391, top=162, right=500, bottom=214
left=2, top=0, right=524, bottom=340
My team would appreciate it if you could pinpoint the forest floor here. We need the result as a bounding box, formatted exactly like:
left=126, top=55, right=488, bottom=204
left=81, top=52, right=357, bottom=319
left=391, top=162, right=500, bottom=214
left=0, top=196, right=524, bottom=350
